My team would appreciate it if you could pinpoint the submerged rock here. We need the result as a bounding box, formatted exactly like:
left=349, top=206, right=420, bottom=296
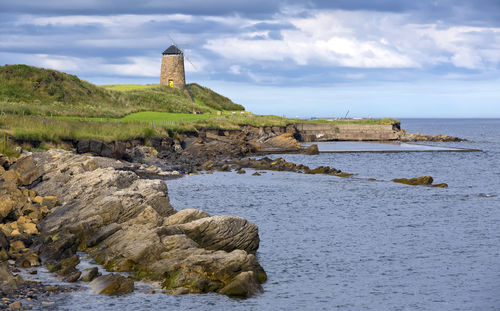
left=392, top=176, right=448, bottom=188
left=393, top=176, right=434, bottom=186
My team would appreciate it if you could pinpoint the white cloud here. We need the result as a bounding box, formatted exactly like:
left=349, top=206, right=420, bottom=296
left=204, top=10, right=500, bottom=70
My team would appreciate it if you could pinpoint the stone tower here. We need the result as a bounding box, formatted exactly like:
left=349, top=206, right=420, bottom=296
left=160, top=45, right=185, bottom=88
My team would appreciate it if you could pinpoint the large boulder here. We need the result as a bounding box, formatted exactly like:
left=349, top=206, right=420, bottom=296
left=178, top=216, right=260, bottom=254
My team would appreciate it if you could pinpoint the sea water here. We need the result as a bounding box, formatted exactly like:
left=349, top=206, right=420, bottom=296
left=51, top=119, right=500, bottom=310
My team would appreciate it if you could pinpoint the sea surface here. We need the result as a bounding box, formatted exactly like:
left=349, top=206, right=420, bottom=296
left=47, top=119, right=500, bottom=310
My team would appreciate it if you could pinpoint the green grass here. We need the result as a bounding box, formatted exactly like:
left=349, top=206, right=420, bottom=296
left=0, top=65, right=244, bottom=118
left=0, top=64, right=400, bottom=143
left=99, top=84, right=161, bottom=91
left=120, top=111, right=214, bottom=122
left=0, top=133, right=20, bottom=157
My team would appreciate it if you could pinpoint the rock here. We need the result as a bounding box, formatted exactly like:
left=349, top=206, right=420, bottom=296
left=393, top=176, right=434, bottom=186
left=31, top=150, right=266, bottom=298
left=432, top=183, right=448, bottom=188
left=179, top=216, right=260, bottom=254
left=41, top=196, right=59, bottom=209
left=303, top=144, right=319, bottom=155
left=20, top=223, right=38, bottom=235
left=63, top=270, right=81, bottom=283
left=0, top=231, right=8, bottom=252
left=8, top=301, right=21, bottom=309
left=163, top=209, right=210, bottom=226
left=80, top=267, right=100, bottom=282
left=9, top=155, right=40, bottom=186
left=86, top=223, right=122, bottom=248
left=218, top=271, right=263, bottom=297
left=305, top=166, right=341, bottom=175
left=0, top=198, right=14, bottom=221
left=0, top=264, right=22, bottom=292
left=336, top=172, right=354, bottom=178
left=76, top=139, right=126, bottom=160
left=236, top=168, right=246, bottom=174
left=9, top=240, right=25, bottom=251
left=90, top=274, right=134, bottom=296
left=252, top=172, right=261, bottom=176
left=40, top=232, right=79, bottom=262
left=171, top=287, right=190, bottom=295
left=257, top=133, right=301, bottom=152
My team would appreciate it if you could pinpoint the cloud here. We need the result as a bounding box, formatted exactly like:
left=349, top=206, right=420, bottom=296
left=204, top=10, right=500, bottom=72
left=1, top=3, right=500, bottom=88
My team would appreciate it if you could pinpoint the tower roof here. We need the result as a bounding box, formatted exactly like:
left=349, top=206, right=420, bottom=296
left=162, top=45, right=182, bottom=55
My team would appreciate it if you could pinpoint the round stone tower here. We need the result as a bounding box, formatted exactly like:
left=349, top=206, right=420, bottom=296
left=160, top=45, right=185, bottom=88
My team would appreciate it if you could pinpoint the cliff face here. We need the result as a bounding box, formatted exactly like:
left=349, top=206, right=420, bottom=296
left=294, top=123, right=401, bottom=142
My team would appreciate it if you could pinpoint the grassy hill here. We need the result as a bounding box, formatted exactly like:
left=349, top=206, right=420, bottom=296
left=0, top=64, right=244, bottom=118
left=0, top=64, right=398, bottom=147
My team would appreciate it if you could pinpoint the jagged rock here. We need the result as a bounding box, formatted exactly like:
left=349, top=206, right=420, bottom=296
left=257, top=133, right=301, bottom=152
left=90, top=274, right=134, bottom=296
left=218, top=271, right=263, bottom=297
left=40, top=232, right=79, bottom=262
left=9, top=155, right=40, bottom=186
left=303, top=144, right=319, bottom=155
left=179, top=216, right=260, bottom=254
left=86, top=223, right=122, bottom=248
left=76, top=139, right=126, bottom=160
left=163, top=209, right=209, bottom=226
left=31, top=150, right=266, bottom=297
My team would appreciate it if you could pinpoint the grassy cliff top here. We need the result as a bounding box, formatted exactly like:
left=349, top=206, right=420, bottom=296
left=0, top=64, right=244, bottom=118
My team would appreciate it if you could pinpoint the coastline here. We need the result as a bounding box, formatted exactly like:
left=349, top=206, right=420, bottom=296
left=0, top=121, right=468, bottom=308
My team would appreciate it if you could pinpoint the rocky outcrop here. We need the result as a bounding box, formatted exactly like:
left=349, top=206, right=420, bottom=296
left=253, top=133, right=301, bottom=152
left=399, top=132, right=465, bottom=142
left=31, top=150, right=266, bottom=297
left=232, top=157, right=345, bottom=176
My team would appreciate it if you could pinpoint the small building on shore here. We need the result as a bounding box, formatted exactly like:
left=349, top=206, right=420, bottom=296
left=160, top=45, right=185, bottom=88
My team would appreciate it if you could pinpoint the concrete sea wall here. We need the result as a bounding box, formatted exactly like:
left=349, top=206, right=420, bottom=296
left=294, top=123, right=401, bottom=142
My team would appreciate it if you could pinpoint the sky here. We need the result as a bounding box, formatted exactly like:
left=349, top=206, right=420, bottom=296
left=1, top=0, right=500, bottom=118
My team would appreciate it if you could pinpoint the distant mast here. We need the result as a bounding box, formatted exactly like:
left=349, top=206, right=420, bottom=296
left=160, top=45, right=186, bottom=88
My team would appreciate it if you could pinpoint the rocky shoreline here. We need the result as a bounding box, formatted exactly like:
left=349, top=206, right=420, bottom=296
left=0, top=123, right=463, bottom=308
left=1, top=150, right=268, bottom=308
